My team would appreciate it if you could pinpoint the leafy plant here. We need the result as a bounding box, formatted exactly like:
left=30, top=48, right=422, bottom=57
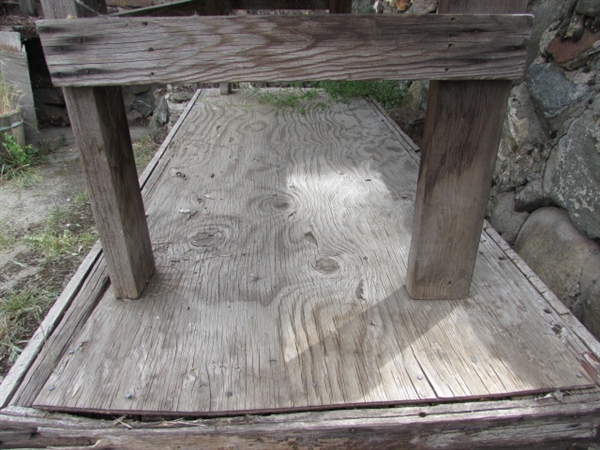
left=0, top=132, right=39, bottom=180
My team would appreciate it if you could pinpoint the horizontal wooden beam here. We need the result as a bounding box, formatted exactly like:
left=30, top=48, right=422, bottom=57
left=2, top=392, right=600, bottom=448
left=37, top=14, right=532, bottom=87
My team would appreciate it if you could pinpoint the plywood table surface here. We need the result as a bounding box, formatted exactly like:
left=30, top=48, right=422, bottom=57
left=31, top=90, right=595, bottom=416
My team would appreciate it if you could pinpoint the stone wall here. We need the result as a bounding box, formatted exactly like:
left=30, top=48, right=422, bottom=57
left=486, top=0, right=600, bottom=339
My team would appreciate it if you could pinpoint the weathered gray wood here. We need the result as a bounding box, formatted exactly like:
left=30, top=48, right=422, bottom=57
left=0, top=32, right=39, bottom=147
left=37, top=14, right=532, bottom=87
left=18, top=0, right=38, bottom=15
left=0, top=244, right=103, bottom=409
left=406, top=0, right=528, bottom=299
left=2, top=90, right=202, bottom=408
left=41, top=0, right=107, bottom=18
left=41, top=0, right=156, bottom=300
left=63, top=86, right=155, bottom=299
left=9, top=253, right=110, bottom=407
left=219, top=82, right=231, bottom=95
left=2, top=392, right=600, bottom=449
left=28, top=90, right=594, bottom=417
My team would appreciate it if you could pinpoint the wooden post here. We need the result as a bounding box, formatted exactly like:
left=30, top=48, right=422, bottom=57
left=0, top=31, right=39, bottom=147
left=63, top=87, right=155, bottom=298
left=19, top=0, right=38, bottom=15
left=406, top=0, right=528, bottom=299
left=42, top=0, right=155, bottom=299
left=329, top=0, right=351, bottom=13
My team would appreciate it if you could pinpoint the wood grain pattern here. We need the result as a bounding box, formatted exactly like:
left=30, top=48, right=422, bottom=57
left=41, top=0, right=107, bottom=18
left=3, top=91, right=203, bottom=409
left=0, top=31, right=39, bottom=147
left=30, top=90, right=594, bottom=416
left=63, top=86, right=155, bottom=299
left=406, top=0, right=527, bottom=299
left=3, top=392, right=600, bottom=449
left=0, top=244, right=102, bottom=408
left=36, top=14, right=533, bottom=87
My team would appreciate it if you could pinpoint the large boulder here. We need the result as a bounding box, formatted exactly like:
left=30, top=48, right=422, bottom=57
left=515, top=207, right=600, bottom=339
left=543, top=105, right=600, bottom=239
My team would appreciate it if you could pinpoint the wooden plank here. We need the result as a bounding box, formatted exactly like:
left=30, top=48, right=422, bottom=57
left=0, top=244, right=102, bottom=408
left=1, top=90, right=203, bottom=408
left=9, top=256, right=110, bottom=407
left=41, top=0, right=107, bottom=18
left=30, top=90, right=594, bottom=416
left=0, top=31, right=39, bottom=147
left=405, top=0, right=528, bottom=299
left=2, top=392, right=600, bottom=449
left=42, top=0, right=154, bottom=300
left=36, top=14, right=533, bottom=87
left=19, top=0, right=38, bottom=15
left=63, top=86, right=155, bottom=299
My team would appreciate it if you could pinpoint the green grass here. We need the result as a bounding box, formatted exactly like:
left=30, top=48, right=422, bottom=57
left=0, top=132, right=41, bottom=182
left=133, top=135, right=159, bottom=172
left=0, top=288, right=54, bottom=364
left=0, top=221, right=19, bottom=250
left=250, top=80, right=409, bottom=113
left=317, top=80, right=409, bottom=110
left=251, top=86, right=326, bottom=115
left=23, top=206, right=98, bottom=261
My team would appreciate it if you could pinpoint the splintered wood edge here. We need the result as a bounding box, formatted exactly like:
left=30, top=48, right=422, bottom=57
left=0, top=90, right=204, bottom=409
left=1, top=392, right=600, bottom=449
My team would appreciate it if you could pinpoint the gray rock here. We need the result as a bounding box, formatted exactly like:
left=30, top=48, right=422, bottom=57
left=149, top=96, right=169, bottom=144
left=515, top=207, right=600, bottom=339
left=487, top=192, right=529, bottom=244
left=577, top=0, right=600, bottom=17
left=170, top=91, right=193, bottom=103
left=132, top=91, right=156, bottom=117
left=514, top=179, right=551, bottom=212
left=543, top=108, right=600, bottom=239
left=493, top=83, right=547, bottom=192
left=526, top=63, right=587, bottom=126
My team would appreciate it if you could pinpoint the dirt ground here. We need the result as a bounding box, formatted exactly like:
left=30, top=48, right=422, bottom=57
left=0, top=125, right=151, bottom=378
